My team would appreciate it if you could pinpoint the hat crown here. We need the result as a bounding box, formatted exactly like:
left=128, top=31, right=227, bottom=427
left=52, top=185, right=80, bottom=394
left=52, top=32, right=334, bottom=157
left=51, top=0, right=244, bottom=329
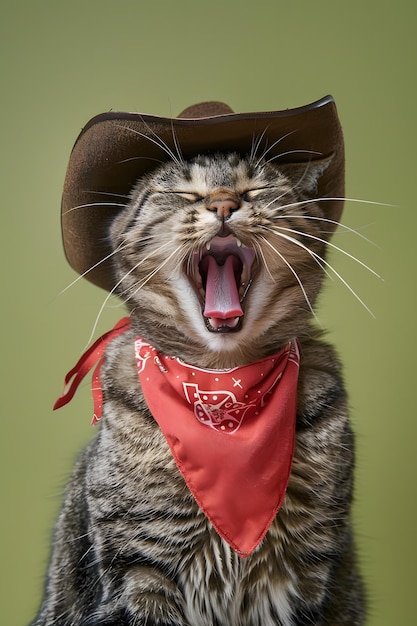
left=177, top=101, right=234, bottom=119
left=62, top=96, right=344, bottom=292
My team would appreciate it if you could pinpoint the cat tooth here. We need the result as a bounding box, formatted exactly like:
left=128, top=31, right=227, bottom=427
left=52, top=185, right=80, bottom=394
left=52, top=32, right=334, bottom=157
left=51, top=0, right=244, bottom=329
left=236, top=238, right=242, bottom=248
left=230, top=316, right=240, bottom=328
left=206, top=241, right=211, bottom=251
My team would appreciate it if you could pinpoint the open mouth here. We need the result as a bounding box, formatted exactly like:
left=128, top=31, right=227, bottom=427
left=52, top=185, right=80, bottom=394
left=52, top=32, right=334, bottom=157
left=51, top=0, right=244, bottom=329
left=186, top=234, right=256, bottom=333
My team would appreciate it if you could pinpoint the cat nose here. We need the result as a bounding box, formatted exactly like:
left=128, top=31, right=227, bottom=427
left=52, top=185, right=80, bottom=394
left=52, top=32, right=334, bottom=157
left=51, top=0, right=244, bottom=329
left=206, top=189, right=241, bottom=219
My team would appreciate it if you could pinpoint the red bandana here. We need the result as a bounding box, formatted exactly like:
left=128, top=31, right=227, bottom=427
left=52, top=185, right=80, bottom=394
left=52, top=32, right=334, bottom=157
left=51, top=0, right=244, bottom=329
left=54, top=319, right=300, bottom=557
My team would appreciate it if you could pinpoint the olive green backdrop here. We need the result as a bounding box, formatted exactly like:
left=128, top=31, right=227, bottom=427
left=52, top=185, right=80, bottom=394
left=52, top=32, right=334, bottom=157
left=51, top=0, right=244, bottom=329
left=1, top=1, right=415, bottom=624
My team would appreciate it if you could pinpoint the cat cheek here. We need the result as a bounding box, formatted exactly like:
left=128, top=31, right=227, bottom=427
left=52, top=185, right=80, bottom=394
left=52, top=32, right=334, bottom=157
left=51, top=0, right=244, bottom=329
left=174, top=277, right=205, bottom=322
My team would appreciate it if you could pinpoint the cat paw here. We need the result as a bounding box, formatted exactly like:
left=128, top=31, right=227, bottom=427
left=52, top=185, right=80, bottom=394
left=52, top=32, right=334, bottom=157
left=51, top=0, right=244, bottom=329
left=81, top=607, right=185, bottom=626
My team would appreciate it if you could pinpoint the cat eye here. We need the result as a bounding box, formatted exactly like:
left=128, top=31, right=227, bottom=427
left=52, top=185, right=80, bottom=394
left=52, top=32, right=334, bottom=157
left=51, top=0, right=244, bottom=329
left=174, top=192, right=204, bottom=203
left=151, top=189, right=204, bottom=203
left=242, top=187, right=275, bottom=200
left=157, top=188, right=275, bottom=203
left=157, top=189, right=204, bottom=202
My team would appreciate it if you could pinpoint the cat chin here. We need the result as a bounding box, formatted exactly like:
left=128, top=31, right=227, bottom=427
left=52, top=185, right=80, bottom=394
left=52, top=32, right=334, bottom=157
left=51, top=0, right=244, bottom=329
left=204, top=315, right=242, bottom=333
left=174, top=290, right=278, bottom=368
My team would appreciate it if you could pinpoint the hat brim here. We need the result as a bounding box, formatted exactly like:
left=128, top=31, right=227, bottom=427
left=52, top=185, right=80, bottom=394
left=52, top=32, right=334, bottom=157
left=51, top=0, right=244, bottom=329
left=62, top=95, right=344, bottom=292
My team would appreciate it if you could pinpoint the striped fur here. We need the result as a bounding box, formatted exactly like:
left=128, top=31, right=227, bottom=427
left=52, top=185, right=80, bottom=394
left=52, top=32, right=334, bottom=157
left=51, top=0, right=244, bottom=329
left=31, top=153, right=365, bottom=625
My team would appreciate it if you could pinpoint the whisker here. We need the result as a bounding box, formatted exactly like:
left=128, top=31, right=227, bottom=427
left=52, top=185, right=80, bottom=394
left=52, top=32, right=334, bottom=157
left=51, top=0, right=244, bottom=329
left=84, top=287, right=121, bottom=349
left=273, top=214, right=378, bottom=246
left=116, top=155, right=165, bottom=167
left=186, top=251, right=194, bottom=277
left=249, top=127, right=269, bottom=164
left=268, top=196, right=396, bottom=213
left=85, top=190, right=131, bottom=200
left=170, top=118, right=184, bottom=165
left=260, top=227, right=376, bottom=317
left=85, top=240, right=174, bottom=346
left=263, top=148, right=322, bottom=166
left=260, top=195, right=395, bottom=233
left=253, top=240, right=275, bottom=282
left=111, top=240, right=179, bottom=304
left=258, top=234, right=318, bottom=321
left=287, top=157, right=322, bottom=196
left=58, top=240, right=131, bottom=295
left=123, top=245, right=184, bottom=302
left=262, top=192, right=301, bottom=212
left=116, top=122, right=182, bottom=166
left=319, top=253, right=375, bottom=318
left=63, top=201, right=127, bottom=215
left=269, top=224, right=382, bottom=279
left=260, top=224, right=331, bottom=280
left=254, top=130, right=298, bottom=168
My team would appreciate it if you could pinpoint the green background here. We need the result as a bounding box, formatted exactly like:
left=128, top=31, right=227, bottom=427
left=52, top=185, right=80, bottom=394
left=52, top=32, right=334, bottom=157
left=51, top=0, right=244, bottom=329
left=1, top=1, right=415, bottom=624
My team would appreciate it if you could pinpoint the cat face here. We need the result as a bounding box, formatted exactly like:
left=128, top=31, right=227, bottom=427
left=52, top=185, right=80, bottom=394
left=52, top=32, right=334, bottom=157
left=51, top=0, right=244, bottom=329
left=110, top=153, right=331, bottom=368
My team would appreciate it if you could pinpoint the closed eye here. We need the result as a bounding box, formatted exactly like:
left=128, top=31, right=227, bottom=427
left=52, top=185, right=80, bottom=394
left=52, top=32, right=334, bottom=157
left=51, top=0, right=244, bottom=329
left=174, top=192, right=204, bottom=203
left=154, top=189, right=204, bottom=203
left=154, top=188, right=277, bottom=202
left=243, top=186, right=278, bottom=200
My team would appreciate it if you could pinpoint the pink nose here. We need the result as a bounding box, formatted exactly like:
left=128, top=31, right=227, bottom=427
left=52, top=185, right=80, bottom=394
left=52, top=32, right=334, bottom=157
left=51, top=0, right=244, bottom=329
left=206, top=190, right=240, bottom=219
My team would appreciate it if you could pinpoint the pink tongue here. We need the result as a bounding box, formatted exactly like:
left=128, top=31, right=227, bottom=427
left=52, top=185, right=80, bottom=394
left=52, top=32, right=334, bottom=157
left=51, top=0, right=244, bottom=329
left=203, top=255, right=243, bottom=319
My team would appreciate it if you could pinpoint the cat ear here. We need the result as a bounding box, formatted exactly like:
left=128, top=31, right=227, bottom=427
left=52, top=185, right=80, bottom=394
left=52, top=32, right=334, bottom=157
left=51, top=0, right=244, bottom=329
left=279, top=155, right=333, bottom=196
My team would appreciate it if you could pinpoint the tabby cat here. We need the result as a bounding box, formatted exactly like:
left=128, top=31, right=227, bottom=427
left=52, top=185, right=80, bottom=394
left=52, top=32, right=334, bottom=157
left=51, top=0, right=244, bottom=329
left=31, top=103, right=366, bottom=625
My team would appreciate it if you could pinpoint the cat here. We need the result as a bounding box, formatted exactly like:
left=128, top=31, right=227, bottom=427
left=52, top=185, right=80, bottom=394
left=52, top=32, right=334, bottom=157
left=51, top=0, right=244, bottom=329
left=30, top=146, right=366, bottom=625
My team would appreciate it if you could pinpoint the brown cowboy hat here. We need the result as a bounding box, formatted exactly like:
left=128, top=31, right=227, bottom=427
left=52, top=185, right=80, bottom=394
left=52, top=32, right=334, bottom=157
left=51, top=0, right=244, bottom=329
left=61, top=95, right=344, bottom=292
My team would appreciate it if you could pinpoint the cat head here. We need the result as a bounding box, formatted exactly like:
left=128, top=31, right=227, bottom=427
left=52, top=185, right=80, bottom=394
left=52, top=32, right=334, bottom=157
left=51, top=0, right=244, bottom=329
left=110, top=152, right=334, bottom=367
left=61, top=98, right=344, bottom=367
